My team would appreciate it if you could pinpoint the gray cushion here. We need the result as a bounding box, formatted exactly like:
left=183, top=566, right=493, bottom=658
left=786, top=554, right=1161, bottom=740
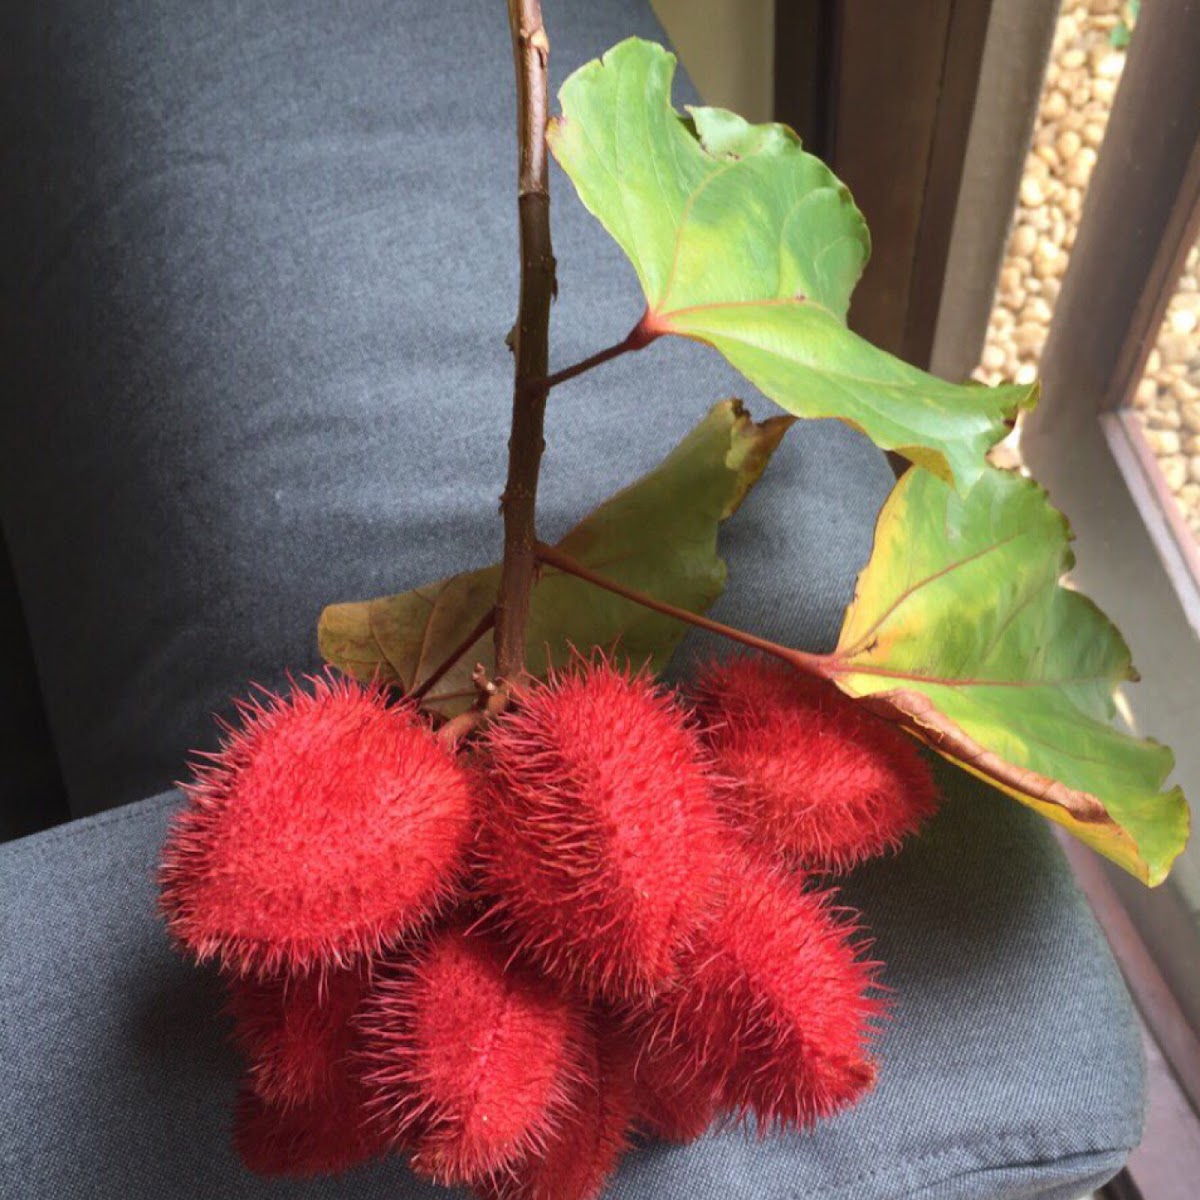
left=1, top=0, right=832, bottom=820
left=0, top=783, right=1141, bottom=1200
left=0, top=1, right=1144, bottom=1197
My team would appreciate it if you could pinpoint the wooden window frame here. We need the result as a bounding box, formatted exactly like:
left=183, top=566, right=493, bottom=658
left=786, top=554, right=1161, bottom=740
left=774, top=0, right=993, bottom=365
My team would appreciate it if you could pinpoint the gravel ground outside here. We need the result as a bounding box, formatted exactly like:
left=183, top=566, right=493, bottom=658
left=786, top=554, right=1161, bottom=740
left=974, top=0, right=1200, bottom=543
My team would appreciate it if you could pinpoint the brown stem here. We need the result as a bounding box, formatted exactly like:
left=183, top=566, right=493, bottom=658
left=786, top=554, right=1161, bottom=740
left=408, top=606, right=497, bottom=703
left=421, top=688, right=480, bottom=705
left=437, top=708, right=490, bottom=748
left=534, top=542, right=834, bottom=680
left=494, top=0, right=555, bottom=686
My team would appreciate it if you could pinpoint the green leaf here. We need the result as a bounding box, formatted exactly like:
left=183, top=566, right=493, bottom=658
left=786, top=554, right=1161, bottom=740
left=827, top=466, right=1189, bottom=885
left=547, top=38, right=1036, bottom=493
left=319, top=400, right=791, bottom=714
left=1111, top=0, right=1138, bottom=47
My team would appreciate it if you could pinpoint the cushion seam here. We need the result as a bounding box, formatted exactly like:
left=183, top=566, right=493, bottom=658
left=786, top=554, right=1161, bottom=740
left=897, top=1146, right=1128, bottom=1200
left=0, top=792, right=179, bottom=859
left=791, top=1127, right=1139, bottom=1199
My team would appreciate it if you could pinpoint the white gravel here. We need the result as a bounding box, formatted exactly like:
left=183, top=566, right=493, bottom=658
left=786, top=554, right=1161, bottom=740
left=975, top=0, right=1200, bottom=541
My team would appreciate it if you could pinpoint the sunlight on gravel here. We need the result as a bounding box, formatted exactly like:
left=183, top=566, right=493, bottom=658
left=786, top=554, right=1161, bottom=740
left=976, top=0, right=1200, bottom=545
left=1130, top=241, right=1200, bottom=542
left=975, top=1, right=1126, bottom=396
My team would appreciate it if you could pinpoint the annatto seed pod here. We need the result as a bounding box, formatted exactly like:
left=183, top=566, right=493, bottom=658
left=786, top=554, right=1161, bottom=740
left=233, top=1081, right=383, bottom=1177
left=693, top=655, right=938, bottom=874
left=358, top=925, right=589, bottom=1188
left=226, top=963, right=370, bottom=1110
left=478, top=658, right=724, bottom=1002
left=647, top=851, right=881, bottom=1131
left=159, top=674, right=474, bottom=976
left=627, top=1028, right=719, bottom=1145
left=478, top=1021, right=637, bottom=1200
left=230, top=962, right=384, bottom=1178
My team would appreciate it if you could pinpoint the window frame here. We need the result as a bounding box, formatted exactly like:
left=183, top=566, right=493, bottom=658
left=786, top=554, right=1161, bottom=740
left=774, top=1, right=1200, bottom=1191
left=1018, top=0, right=1200, bottom=1039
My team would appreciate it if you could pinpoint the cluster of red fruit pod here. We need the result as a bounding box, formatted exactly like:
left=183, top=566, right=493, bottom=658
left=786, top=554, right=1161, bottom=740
left=159, top=654, right=938, bottom=1199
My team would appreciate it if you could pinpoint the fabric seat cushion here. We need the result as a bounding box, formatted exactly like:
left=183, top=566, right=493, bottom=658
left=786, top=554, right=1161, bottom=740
left=0, top=0, right=827, bottom=820
left=0, top=783, right=1141, bottom=1200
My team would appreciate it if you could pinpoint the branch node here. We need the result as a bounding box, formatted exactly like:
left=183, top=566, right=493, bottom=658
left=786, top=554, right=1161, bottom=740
left=527, top=25, right=549, bottom=62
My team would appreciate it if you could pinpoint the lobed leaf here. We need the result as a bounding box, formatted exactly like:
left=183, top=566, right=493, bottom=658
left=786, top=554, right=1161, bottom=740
left=319, top=400, right=791, bottom=714
left=548, top=38, right=1035, bottom=492
left=827, top=466, right=1189, bottom=885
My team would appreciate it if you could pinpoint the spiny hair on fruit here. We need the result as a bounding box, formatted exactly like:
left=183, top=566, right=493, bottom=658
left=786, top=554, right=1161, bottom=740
left=358, top=923, right=591, bottom=1188
left=477, top=1019, right=638, bottom=1200
left=693, top=655, right=938, bottom=874
left=642, top=849, right=882, bottom=1132
left=233, top=1080, right=384, bottom=1178
left=477, top=655, right=724, bottom=1002
left=226, top=962, right=370, bottom=1110
left=625, top=1023, right=719, bottom=1144
left=159, top=672, right=474, bottom=977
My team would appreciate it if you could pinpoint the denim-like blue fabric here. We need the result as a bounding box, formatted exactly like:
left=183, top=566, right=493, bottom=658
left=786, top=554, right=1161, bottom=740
left=0, top=784, right=1140, bottom=1199
left=0, top=0, right=1143, bottom=1196
left=0, top=0, right=866, bottom=820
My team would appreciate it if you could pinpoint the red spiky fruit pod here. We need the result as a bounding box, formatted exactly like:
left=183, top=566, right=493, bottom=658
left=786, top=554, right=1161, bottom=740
left=229, top=952, right=390, bottom=1175
left=477, top=657, right=724, bottom=1002
left=359, top=924, right=589, bottom=1188
left=233, top=1081, right=383, bottom=1177
left=646, top=851, right=881, bottom=1131
left=159, top=674, right=474, bottom=976
left=627, top=1029, right=718, bottom=1144
left=693, top=655, right=938, bottom=873
left=478, top=1022, right=638, bottom=1200
left=226, top=963, right=370, bottom=1110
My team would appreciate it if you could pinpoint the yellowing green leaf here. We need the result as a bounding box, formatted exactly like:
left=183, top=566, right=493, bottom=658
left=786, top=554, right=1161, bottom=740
left=548, top=38, right=1035, bottom=492
left=319, top=400, right=791, bottom=714
left=827, top=466, right=1189, bottom=885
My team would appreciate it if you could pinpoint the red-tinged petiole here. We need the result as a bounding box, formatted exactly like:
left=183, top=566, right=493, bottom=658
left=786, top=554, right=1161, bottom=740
left=533, top=541, right=833, bottom=681
left=530, top=312, right=661, bottom=394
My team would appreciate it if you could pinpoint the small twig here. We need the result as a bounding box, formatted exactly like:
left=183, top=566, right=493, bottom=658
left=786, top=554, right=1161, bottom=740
left=408, top=607, right=497, bottom=702
left=437, top=708, right=489, bottom=748
left=471, top=661, right=500, bottom=699
left=436, top=673, right=511, bottom=748
left=421, top=688, right=482, bottom=705
left=534, top=542, right=833, bottom=680
left=526, top=315, right=659, bottom=395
